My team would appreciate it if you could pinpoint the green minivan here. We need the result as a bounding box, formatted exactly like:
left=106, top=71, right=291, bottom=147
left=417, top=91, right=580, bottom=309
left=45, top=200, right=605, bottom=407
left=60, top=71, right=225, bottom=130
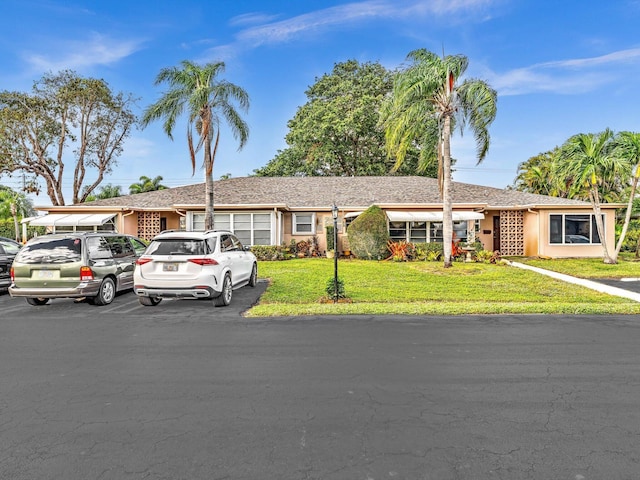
left=9, top=232, right=147, bottom=306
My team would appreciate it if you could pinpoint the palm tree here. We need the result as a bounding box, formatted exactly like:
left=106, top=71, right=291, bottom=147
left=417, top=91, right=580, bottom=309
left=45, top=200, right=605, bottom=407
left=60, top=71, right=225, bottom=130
left=84, top=183, right=123, bottom=202
left=556, top=130, right=621, bottom=264
left=381, top=49, right=497, bottom=267
left=129, top=176, right=167, bottom=194
left=141, top=60, right=249, bottom=229
left=0, top=187, right=34, bottom=241
left=513, top=148, right=572, bottom=198
left=612, top=131, right=640, bottom=260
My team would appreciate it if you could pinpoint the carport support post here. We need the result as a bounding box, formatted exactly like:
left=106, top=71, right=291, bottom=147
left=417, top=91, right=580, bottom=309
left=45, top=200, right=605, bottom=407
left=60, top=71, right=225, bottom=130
left=332, top=204, right=338, bottom=303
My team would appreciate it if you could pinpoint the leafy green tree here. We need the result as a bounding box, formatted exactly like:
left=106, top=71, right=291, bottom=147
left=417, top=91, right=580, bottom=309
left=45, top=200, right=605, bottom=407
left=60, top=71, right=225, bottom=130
left=142, top=60, right=249, bottom=229
left=381, top=49, right=497, bottom=267
left=129, top=175, right=167, bottom=194
left=254, top=60, right=436, bottom=178
left=556, top=130, right=622, bottom=263
left=0, top=70, right=137, bottom=205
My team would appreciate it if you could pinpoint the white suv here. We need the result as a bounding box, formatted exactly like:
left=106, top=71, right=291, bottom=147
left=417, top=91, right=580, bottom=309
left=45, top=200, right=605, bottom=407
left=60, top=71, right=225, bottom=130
left=133, top=230, right=258, bottom=307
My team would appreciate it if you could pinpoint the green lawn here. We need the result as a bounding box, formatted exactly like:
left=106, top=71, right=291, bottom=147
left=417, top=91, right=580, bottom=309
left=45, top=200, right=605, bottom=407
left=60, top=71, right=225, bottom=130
left=516, top=255, right=640, bottom=278
left=246, top=257, right=640, bottom=317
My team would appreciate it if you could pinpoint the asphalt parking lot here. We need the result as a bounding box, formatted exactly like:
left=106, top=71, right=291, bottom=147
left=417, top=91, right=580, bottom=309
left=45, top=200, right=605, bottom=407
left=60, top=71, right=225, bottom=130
left=0, top=279, right=269, bottom=320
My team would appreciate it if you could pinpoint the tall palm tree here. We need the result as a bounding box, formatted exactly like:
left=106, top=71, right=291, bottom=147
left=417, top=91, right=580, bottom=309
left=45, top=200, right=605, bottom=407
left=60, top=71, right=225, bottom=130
left=129, top=175, right=167, bottom=194
left=556, top=130, right=621, bottom=264
left=381, top=49, right=497, bottom=267
left=612, top=131, right=640, bottom=260
left=141, top=60, right=249, bottom=229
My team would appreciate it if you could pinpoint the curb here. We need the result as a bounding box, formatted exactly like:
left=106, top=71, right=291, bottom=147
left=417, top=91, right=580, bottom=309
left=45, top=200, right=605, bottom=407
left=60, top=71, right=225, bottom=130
left=506, top=261, right=640, bottom=303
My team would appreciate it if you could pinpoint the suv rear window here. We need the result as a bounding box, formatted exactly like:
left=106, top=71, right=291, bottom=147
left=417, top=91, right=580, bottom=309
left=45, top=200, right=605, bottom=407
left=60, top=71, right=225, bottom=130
left=15, top=238, right=82, bottom=264
left=147, top=238, right=210, bottom=256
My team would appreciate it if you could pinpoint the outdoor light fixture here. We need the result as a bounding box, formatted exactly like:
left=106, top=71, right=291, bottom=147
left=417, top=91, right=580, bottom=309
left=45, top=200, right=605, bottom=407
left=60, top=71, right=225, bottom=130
left=332, top=204, right=338, bottom=302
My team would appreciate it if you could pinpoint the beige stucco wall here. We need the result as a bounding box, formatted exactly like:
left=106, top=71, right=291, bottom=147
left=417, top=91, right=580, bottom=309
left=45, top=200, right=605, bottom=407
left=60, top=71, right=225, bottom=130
left=536, top=208, right=617, bottom=258
left=281, top=212, right=339, bottom=253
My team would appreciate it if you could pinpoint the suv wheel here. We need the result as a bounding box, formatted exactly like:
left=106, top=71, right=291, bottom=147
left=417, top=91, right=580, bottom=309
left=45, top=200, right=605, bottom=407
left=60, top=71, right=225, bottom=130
left=248, top=264, right=258, bottom=287
left=139, top=296, right=162, bottom=306
left=213, top=273, right=232, bottom=307
left=26, top=297, right=49, bottom=306
left=93, top=277, right=116, bottom=306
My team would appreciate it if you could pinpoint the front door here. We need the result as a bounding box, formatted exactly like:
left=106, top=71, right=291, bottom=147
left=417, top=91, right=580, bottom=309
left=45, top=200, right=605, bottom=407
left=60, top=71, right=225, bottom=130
left=493, top=216, right=501, bottom=252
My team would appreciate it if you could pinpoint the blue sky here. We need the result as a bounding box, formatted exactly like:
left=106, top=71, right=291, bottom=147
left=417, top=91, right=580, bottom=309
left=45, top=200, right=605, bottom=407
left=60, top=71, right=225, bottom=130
left=1, top=0, right=640, bottom=206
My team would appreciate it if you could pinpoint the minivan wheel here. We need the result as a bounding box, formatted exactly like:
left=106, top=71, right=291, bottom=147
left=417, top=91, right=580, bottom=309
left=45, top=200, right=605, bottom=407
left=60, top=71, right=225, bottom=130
left=248, top=263, right=258, bottom=287
left=139, top=296, right=162, bottom=306
left=26, top=297, right=49, bottom=306
left=93, top=277, right=116, bottom=306
left=213, top=274, right=232, bottom=307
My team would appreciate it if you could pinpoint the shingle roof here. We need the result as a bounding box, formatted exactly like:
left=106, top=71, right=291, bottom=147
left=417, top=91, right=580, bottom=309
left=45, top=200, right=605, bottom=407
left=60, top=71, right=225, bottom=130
left=78, top=176, right=592, bottom=210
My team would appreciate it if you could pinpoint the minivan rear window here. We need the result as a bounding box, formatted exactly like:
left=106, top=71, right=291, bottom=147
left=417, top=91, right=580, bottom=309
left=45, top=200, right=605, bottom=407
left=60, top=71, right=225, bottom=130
left=15, top=238, right=82, bottom=264
left=146, top=239, right=208, bottom=255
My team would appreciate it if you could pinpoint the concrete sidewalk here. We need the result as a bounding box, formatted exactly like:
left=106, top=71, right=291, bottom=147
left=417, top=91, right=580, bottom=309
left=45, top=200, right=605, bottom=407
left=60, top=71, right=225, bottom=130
left=507, top=261, right=640, bottom=302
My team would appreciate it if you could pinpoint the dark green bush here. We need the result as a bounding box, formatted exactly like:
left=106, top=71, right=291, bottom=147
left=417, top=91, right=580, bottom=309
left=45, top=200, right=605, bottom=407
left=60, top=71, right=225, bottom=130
left=325, top=225, right=335, bottom=251
left=346, top=205, right=389, bottom=260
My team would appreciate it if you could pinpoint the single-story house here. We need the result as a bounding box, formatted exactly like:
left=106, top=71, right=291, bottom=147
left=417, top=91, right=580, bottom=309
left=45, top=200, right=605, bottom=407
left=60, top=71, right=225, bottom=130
left=26, top=176, right=623, bottom=258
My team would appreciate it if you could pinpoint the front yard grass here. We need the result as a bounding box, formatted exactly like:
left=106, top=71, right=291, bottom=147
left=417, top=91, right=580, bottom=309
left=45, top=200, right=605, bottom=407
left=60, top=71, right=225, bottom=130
left=516, top=255, right=640, bottom=279
left=246, top=258, right=640, bottom=317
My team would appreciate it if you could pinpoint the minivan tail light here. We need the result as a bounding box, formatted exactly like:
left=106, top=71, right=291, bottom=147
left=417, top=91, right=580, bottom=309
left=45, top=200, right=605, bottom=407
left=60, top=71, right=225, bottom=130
left=10, top=267, right=14, bottom=282
left=136, top=257, right=153, bottom=266
left=188, top=258, right=219, bottom=266
left=80, top=266, right=94, bottom=281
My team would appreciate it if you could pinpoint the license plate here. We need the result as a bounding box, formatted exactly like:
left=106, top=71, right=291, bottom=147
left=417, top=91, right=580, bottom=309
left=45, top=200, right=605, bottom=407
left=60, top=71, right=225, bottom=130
left=38, top=270, right=54, bottom=279
left=163, top=263, right=178, bottom=272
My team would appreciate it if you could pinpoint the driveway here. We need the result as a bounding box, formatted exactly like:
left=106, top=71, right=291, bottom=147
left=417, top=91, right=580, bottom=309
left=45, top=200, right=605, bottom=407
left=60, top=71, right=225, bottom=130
left=1, top=287, right=640, bottom=479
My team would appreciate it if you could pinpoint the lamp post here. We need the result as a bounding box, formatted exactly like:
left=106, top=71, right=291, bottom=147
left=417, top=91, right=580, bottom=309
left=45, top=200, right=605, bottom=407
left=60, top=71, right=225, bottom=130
left=332, top=204, right=339, bottom=303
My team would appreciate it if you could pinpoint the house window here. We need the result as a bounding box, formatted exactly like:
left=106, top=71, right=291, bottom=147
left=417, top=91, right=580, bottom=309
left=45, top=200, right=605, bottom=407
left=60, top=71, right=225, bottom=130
left=223, top=213, right=272, bottom=246
left=293, top=213, right=315, bottom=234
left=389, top=221, right=407, bottom=242
left=190, top=212, right=273, bottom=246
left=192, top=212, right=206, bottom=231
left=390, top=221, right=467, bottom=243
left=549, top=214, right=602, bottom=244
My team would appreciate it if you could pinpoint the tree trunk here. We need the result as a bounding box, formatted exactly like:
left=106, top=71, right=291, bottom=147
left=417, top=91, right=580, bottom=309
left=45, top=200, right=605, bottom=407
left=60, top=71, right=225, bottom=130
left=442, top=115, right=453, bottom=268
left=204, top=139, right=215, bottom=231
left=614, top=167, right=640, bottom=260
left=589, top=188, right=615, bottom=264
left=11, top=203, right=19, bottom=242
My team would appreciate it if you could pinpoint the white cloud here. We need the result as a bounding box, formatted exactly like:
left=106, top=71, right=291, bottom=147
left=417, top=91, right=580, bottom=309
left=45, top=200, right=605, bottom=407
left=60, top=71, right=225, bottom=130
left=486, top=48, right=640, bottom=96
left=204, top=0, right=498, bottom=60
left=23, top=33, right=144, bottom=72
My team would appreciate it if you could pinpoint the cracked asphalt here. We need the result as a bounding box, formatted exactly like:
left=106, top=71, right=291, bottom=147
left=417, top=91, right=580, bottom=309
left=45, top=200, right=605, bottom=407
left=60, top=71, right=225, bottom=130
left=1, top=284, right=640, bottom=480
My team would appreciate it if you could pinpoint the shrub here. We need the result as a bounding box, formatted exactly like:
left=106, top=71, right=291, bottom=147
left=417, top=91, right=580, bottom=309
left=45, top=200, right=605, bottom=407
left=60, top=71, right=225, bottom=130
left=325, top=276, right=346, bottom=301
left=387, top=240, right=411, bottom=261
left=250, top=245, right=290, bottom=261
left=412, top=242, right=443, bottom=261
left=326, top=225, right=335, bottom=251
left=346, top=205, right=389, bottom=260
left=474, top=249, right=494, bottom=263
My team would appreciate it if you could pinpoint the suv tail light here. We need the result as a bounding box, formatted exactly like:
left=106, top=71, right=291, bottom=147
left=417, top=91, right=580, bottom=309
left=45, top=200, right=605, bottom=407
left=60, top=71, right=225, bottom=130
left=136, top=257, right=153, bottom=266
left=188, top=258, right=219, bottom=266
left=10, top=267, right=14, bottom=282
left=80, top=266, right=94, bottom=281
